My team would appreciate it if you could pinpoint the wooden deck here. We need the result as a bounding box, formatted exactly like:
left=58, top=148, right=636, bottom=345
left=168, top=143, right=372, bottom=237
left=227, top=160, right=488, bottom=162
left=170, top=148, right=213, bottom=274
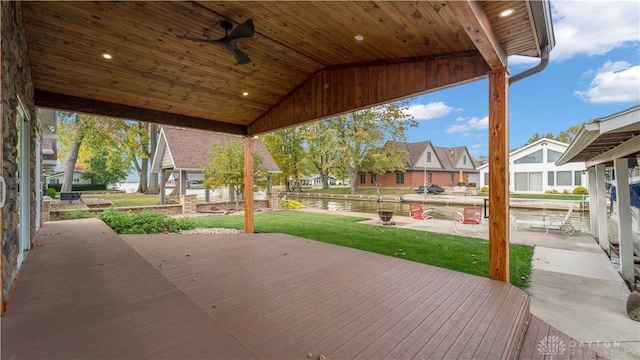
left=1, top=218, right=600, bottom=359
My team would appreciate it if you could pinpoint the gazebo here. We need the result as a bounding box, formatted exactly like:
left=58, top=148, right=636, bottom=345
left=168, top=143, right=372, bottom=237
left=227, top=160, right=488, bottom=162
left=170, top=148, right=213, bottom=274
left=2, top=0, right=555, bottom=314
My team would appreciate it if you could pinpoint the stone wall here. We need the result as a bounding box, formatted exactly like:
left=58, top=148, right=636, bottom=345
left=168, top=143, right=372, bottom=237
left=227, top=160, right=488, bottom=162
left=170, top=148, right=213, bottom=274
left=2, top=2, right=38, bottom=301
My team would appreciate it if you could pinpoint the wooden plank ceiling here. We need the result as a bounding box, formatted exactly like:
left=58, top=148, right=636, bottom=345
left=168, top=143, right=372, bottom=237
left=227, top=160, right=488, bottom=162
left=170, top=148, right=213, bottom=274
left=22, top=1, right=544, bottom=136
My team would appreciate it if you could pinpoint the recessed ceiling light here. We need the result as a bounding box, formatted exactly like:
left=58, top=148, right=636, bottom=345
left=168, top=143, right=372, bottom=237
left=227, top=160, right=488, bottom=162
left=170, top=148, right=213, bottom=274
left=102, top=53, right=112, bottom=59
left=242, top=92, right=249, bottom=96
left=499, top=8, right=515, bottom=18
left=354, top=35, right=364, bottom=41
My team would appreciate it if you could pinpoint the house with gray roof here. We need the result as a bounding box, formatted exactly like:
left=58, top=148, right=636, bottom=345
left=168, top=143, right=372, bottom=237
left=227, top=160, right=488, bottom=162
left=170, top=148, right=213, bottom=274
left=358, top=141, right=479, bottom=189
left=151, top=126, right=279, bottom=203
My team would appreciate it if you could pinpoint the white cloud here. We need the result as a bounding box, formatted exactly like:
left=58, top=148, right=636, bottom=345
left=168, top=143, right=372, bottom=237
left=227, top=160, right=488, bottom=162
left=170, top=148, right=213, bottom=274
left=407, top=102, right=454, bottom=120
left=575, top=61, right=640, bottom=103
left=550, top=1, right=639, bottom=61
left=445, top=116, right=488, bottom=133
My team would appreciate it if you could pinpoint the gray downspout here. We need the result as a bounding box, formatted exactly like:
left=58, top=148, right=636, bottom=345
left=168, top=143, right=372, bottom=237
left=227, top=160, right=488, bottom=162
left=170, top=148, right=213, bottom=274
left=509, top=45, right=551, bottom=85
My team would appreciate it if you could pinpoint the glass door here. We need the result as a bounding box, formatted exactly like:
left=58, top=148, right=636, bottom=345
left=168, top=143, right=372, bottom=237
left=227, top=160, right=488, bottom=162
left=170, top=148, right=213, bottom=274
left=16, top=99, right=30, bottom=266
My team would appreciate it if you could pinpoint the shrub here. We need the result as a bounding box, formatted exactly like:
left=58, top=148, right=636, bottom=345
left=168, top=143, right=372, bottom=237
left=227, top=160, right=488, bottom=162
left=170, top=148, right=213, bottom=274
left=46, top=188, right=57, bottom=199
left=468, top=182, right=476, bottom=188
left=280, top=199, right=306, bottom=209
left=480, top=186, right=488, bottom=193
left=99, top=208, right=196, bottom=234
left=573, top=186, right=588, bottom=195
left=47, top=183, right=107, bottom=192
left=562, top=189, right=570, bottom=194
left=60, top=210, right=93, bottom=220
left=547, top=189, right=559, bottom=194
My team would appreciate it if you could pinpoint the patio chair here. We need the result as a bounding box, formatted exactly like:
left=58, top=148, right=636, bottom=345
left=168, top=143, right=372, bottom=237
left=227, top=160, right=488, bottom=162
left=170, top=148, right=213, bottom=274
left=409, top=203, right=435, bottom=226
left=514, top=206, right=576, bottom=236
left=454, top=206, right=482, bottom=233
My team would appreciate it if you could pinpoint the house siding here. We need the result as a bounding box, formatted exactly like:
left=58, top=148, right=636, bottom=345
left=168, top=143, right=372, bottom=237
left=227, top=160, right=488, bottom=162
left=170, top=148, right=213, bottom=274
left=478, top=139, right=587, bottom=193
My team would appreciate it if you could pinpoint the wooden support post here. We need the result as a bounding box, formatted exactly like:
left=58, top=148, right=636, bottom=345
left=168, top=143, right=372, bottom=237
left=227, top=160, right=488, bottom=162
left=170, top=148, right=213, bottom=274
left=244, top=137, right=255, bottom=234
left=488, top=68, right=510, bottom=282
left=595, top=164, right=610, bottom=254
left=613, top=159, right=634, bottom=286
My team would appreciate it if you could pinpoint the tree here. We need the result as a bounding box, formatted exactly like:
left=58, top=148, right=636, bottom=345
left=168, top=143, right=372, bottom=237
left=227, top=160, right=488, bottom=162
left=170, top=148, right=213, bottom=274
left=331, top=100, right=417, bottom=194
left=121, top=121, right=151, bottom=193
left=477, top=155, right=487, bottom=166
left=82, top=149, right=129, bottom=185
left=262, top=127, right=307, bottom=192
left=555, top=124, right=582, bottom=144
left=57, top=112, right=128, bottom=191
left=301, top=120, right=342, bottom=189
left=146, top=123, right=160, bottom=194
left=202, top=139, right=268, bottom=210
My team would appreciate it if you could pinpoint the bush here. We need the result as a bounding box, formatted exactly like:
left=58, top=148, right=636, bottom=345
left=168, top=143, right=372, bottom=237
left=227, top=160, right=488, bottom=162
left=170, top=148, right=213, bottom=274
left=60, top=210, right=93, bottom=220
left=99, top=208, right=196, bottom=234
left=280, top=199, right=306, bottom=209
left=468, top=182, right=476, bottom=188
left=562, top=189, right=570, bottom=194
left=547, top=189, right=559, bottom=194
left=480, top=186, right=488, bottom=193
left=573, top=186, right=588, bottom=195
left=46, top=188, right=57, bottom=199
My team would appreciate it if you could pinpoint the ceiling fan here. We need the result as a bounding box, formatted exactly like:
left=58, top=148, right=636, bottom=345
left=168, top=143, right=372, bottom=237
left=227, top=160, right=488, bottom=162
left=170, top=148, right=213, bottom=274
left=177, top=19, right=254, bottom=65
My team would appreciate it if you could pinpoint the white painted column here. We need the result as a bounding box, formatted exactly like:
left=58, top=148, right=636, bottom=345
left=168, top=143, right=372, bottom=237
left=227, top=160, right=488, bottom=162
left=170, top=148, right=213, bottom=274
left=613, top=159, right=634, bottom=286
left=587, top=167, right=598, bottom=238
left=595, top=164, right=609, bottom=253
left=160, top=169, right=166, bottom=205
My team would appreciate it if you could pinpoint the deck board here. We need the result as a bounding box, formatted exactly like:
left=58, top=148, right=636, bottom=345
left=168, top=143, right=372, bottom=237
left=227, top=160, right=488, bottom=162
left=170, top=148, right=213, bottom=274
left=1, top=218, right=551, bottom=360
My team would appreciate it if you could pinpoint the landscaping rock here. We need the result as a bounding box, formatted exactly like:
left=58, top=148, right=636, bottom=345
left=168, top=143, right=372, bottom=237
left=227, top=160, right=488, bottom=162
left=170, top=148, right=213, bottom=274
left=626, top=291, right=640, bottom=321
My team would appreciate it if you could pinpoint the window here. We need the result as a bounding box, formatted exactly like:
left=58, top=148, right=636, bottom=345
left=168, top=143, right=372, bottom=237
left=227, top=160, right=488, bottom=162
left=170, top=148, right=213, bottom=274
left=427, top=172, right=432, bottom=183
left=426, top=151, right=431, bottom=162
left=548, top=172, right=554, bottom=186
left=463, top=155, right=467, bottom=165
left=515, top=172, right=542, bottom=191
left=514, top=149, right=543, bottom=164
left=484, top=173, right=489, bottom=186
left=547, top=149, right=563, bottom=163
left=557, top=171, right=572, bottom=186
left=574, top=171, right=582, bottom=186
left=359, top=174, right=365, bottom=184
left=396, top=173, right=404, bottom=184
left=370, top=174, right=377, bottom=184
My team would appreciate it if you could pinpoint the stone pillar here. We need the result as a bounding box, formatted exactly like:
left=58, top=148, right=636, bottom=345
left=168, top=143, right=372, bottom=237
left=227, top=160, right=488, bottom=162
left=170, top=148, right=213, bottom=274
left=41, top=198, right=51, bottom=223
left=179, top=194, right=197, bottom=215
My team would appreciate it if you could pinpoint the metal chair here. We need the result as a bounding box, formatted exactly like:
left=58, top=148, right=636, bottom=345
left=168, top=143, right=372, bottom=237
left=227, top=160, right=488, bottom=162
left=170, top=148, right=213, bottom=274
left=454, top=206, right=482, bottom=233
left=409, top=203, right=435, bottom=226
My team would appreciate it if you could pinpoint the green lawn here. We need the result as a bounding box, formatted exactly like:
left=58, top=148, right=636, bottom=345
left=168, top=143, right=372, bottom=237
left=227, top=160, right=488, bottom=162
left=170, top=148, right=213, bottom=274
left=190, top=210, right=533, bottom=289
left=295, top=187, right=411, bottom=195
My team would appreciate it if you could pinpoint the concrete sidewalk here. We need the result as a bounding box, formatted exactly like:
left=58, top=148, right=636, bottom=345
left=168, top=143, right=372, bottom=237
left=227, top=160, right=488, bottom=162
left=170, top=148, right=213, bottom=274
left=301, top=208, right=640, bottom=359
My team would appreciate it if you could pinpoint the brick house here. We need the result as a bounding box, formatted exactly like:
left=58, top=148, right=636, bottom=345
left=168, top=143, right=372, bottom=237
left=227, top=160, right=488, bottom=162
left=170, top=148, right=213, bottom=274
left=358, top=141, right=479, bottom=189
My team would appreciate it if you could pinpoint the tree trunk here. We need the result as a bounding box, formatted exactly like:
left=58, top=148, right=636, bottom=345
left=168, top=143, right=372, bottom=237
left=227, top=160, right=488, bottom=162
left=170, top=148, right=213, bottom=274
left=146, top=123, right=159, bottom=194
left=321, top=169, right=330, bottom=189
left=348, top=165, right=358, bottom=194
left=61, top=134, right=84, bottom=192
left=138, top=157, right=148, bottom=193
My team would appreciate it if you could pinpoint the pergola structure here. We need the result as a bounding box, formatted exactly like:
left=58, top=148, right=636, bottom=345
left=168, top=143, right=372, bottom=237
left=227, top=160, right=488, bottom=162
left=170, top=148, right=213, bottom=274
left=557, top=105, right=640, bottom=286
left=1, top=0, right=554, bottom=306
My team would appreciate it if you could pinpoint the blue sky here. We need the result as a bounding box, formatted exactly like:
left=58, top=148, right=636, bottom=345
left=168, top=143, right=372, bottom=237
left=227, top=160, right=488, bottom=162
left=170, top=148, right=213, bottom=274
left=405, top=0, right=640, bottom=158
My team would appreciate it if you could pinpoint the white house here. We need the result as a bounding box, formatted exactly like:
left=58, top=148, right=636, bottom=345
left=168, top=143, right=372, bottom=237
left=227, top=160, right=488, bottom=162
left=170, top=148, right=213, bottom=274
left=300, top=174, right=336, bottom=187
left=48, top=170, right=92, bottom=185
left=478, top=138, right=587, bottom=193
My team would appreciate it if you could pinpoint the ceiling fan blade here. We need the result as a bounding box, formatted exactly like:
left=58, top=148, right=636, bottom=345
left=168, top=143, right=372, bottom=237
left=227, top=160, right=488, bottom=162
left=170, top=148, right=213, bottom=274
left=227, top=45, right=252, bottom=65
left=227, top=19, right=254, bottom=42
left=176, top=35, right=216, bottom=44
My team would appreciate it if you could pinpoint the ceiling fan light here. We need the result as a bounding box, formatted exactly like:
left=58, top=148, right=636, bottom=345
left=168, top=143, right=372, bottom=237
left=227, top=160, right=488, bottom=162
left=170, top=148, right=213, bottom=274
left=499, top=9, right=515, bottom=18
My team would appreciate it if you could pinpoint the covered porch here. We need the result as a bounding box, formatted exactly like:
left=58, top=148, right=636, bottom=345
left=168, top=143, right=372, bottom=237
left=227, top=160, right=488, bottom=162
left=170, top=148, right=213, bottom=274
left=2, top=218, right=600, bottom=359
